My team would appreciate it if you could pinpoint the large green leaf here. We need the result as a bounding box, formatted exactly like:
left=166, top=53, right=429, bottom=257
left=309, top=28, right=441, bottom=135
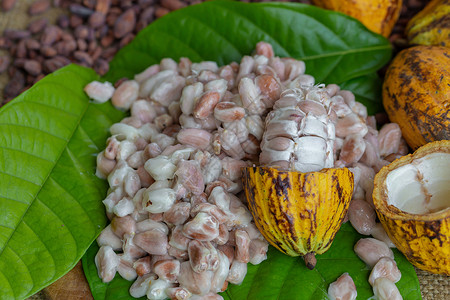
left=105, top=1, right=392, bottom=87
left=83, top=223, right=421, bottom=300
left=0, top=65, right=125, bottom=300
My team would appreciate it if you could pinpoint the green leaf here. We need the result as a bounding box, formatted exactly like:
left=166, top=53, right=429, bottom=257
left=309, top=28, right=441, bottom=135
left=82, top=223, right=421, bottom=300
left=0, top=65, right=125, bottom=300
left=105, top=0, right=392, bottom=85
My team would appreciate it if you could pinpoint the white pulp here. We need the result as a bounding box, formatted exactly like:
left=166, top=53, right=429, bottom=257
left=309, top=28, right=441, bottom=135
left=385, top=153, right=450, bottom=214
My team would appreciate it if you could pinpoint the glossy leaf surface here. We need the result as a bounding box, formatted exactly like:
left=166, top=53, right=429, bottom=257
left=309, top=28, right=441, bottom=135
left=0, top=65, right=125, bottom=299
left=105, top=1, right=391, bottom=87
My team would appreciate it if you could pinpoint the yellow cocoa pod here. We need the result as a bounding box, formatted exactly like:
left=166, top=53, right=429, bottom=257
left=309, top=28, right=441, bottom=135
left=406, top=0, right=450, bottom=47
left=311, top=0, right=402, bottom=37
left=242, top=167, right=354, bottom=269
left=382, top=45, right=450, bottom=150
left=373, top=140, right=450, bottom=275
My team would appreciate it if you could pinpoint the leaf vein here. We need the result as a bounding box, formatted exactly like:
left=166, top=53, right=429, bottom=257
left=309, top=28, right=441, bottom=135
left=0, top=223, right=15, bottom=230
left=0, top=268, right=15, bottom=299
left=3, top=243, right=35, bottom=297
left=0, top=145, right=54, bottom=163
left=9, top=100, right=79, bottom=118
left=77, top=124, right=100, bottom=152
left=0, top=170, right=40, bottom=187
left=317, top=55, right=344, bottom=83
left=0, top=123, right=67, bottom=141
left=47, top=176, right=96, bottom=231
left=300, top=45, right=390, bottom=61
left=0, top=195, right=29, bottom=205
left=35, top=196, right=78, bottom=255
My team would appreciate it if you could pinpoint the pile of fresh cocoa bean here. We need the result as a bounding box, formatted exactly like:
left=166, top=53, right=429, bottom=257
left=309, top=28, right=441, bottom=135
left=85, top=41, right=409, bottom=299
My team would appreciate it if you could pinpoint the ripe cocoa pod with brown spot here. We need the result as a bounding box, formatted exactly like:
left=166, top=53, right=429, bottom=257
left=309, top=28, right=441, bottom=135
left=406, top=0, right=450, bottom=47
left=243, top=167, right=353, bottom=269
left=311, top=0, right=402, bottom=37
left=382, top=45, right=450, bottom=150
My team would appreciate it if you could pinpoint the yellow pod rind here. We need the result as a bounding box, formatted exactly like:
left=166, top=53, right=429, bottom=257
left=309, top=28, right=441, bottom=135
left=242, top=167, right=354, bottom=258
left=382, top=45, right=450, bottom=150
left=373, top=140, right=450, bottom=275
left=406, top=0, right=450, bottom=47
left=311, top=0, right=402, bottom=37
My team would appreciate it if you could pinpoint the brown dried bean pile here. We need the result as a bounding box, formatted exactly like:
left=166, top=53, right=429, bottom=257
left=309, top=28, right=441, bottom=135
left=0, top=0, right=206, bottom=104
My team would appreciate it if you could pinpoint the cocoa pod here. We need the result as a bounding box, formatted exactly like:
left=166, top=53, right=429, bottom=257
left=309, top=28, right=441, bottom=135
left=311, top=0, right=402, bottom=37
left=243, top=167, right=354, bottom=269
left=406, top=0, right=450, bottom=47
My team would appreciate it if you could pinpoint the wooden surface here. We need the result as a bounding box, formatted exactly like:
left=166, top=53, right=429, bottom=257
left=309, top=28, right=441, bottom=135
left=1, top=1, right=448, bottom=300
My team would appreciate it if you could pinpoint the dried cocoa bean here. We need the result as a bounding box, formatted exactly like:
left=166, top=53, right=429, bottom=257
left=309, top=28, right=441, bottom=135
left=55, top=40, right=77, bottom=56
left=28, top=18, right=48, bottom=34
left=41, top=26, right=62, bottom=46
left=15, top=40, right=27, bottom=59
left=4, top=69, right=25, bottom=100
left=161, top=0, right=186, bottom=11
left=74, top=25, right=89, bottom=40
left=90, top=46, right=103, bottom=62
left=4, top=29, right=31, bottom=40
left=114, top=9, right=136, bottom=38
left=89, top=11, right=106, bottom=28
left=70, top=15, right=83, bottom=28
left=100, top=34, right=114, bottom=47
left=137, top=7, right=155, bottom=31
left=74, top=51, right=93, bottom=66
left=69, top=3, right=94, bottom=17
left=23, top=60, right=42, bottom=76
left=28, top=0, right=51, bottom=16
left=25, top=39, right=40, bottom=50
left=87, top=40, right=97, bottom=53
left=40, top=46, right=57, bottom=58
left=96, top=0, right=111, bottom=15
left=43, top=57, right=66, bottom=73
